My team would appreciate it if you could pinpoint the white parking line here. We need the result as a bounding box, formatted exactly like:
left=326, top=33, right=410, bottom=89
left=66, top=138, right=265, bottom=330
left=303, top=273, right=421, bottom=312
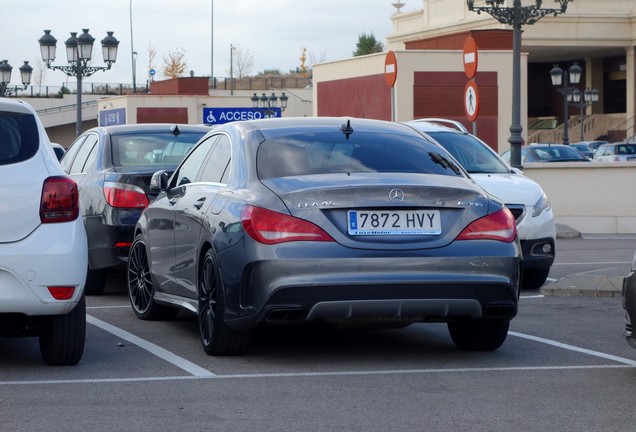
left=0, top=364, right=631, bottom=386
left=553, top=261, right=630, bottom=266
left=3, top=323, right=635, bottom=386
left=86, top=315, right=215, bottom=378
left=509, top=331, right=636, bottom=366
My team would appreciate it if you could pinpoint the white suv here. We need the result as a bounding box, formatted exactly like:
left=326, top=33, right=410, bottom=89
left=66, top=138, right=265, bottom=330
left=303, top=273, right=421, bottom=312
left=407, top=119, right=556, bottom=289
left=0, top=98, right=87, bottom=365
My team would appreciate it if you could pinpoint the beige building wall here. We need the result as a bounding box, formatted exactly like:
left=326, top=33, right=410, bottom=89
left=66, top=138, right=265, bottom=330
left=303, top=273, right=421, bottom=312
left=98, top=89, right=313, bottom=125
left=313, top=49, right=526, bottom=153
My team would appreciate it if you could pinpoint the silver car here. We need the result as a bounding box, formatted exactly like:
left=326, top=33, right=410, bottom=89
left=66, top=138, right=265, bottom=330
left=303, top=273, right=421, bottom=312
left=593, top=142, right=636, bottom=162
left=127, top=117, right=522, bottom=355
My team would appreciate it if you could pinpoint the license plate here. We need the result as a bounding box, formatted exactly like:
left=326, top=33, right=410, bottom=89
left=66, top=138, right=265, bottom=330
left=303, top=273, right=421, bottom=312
left=347, top=210, right=441, bottom=235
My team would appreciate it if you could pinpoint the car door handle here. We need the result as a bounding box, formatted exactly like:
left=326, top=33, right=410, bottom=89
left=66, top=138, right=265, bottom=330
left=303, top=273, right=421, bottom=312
left=193, top=197, right=206, bottom=210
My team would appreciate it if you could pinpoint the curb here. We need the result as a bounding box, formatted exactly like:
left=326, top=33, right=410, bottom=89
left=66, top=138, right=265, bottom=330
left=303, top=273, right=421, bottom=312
left=555, top=223, right=581, bottom=239
left=540, top=275, right=623, bottom=298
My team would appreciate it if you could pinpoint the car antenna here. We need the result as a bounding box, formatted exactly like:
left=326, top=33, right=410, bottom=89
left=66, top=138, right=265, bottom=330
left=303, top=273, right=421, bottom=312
left=170, top=125, right=181, bottom=137
left=356, top=91, right=366, bottom=118
left=340, top=119, right=354, bottom=140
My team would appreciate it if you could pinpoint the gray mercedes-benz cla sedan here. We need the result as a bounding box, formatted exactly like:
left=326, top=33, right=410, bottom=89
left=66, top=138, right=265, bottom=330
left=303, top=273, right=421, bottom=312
left=127, top=117, right=522, bottom=355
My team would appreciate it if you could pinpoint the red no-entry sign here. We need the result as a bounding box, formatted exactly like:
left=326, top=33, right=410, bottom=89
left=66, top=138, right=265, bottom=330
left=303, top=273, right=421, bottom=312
left=385, top=51, right=398, bottom=87
left=463, top=36, right=478, bottom=79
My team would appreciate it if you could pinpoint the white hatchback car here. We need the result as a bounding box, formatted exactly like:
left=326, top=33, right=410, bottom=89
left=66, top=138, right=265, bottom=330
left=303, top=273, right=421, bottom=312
left=0, top=98, right=87, bottom=365
left=407, top=119, right=556, bottom=289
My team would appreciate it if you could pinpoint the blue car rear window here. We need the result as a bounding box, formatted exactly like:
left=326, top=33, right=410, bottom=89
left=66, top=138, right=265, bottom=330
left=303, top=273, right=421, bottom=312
left=257, top=131, right=463, bottom=179
left=0, top=112, right=39, bottom=165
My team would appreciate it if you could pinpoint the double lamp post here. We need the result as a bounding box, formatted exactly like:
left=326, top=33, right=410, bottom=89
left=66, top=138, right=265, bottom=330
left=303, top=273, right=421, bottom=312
left=0, top=60, right=33, bottom=97
left=550, top=63, right=598, bottom=144
left=38, top=29, right=119, bottom=137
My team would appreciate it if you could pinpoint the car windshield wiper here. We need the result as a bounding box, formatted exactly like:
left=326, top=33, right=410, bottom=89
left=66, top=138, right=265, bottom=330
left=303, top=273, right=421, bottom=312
left=429, top=152, right=461, bottom=175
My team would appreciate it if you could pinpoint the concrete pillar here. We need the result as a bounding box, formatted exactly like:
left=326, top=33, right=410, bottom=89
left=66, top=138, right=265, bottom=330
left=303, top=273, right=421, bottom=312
left=627, top=46, right=636, bottom=131
left=587, top=57, right=604, bottom=115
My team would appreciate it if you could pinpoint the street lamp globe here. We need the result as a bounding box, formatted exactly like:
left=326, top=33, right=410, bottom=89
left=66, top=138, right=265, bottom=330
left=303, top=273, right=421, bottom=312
left=268, top=92, right=278, bottom=109
left=101, top=31, right=119, bottom=66
left=0, top=60, right=12, bottom=84
left=77, top=29, right=95, bottom=61
left=568, top=62, right=582, bottom=86
left=38, top=30, right=57, bottom=66
left=65, top=32, right=79, bottom=63
left=279, top=92, right=289, bottom=111
left=550, top=64, right=563, bottom=86
left=251, top=93, right=260, bottom=108
left=19, top=61, right=33, bottom=86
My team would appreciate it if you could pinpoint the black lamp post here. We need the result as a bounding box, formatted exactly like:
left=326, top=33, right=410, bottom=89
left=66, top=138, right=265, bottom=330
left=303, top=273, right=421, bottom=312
left=466, top=0, right=574, bottom=168
left=251, top=92, right=288, bottom=117
left=38, top=29, right=119, bottom=137
left=568, top=87, right=599, bottom=142
left=550, top=62, right=582, bottom=145
left=0, top=60, right=33, bottom=97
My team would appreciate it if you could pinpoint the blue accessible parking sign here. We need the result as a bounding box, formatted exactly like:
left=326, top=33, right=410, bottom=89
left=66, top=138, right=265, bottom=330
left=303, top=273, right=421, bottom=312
left=203, top=107, right=281, bottom=125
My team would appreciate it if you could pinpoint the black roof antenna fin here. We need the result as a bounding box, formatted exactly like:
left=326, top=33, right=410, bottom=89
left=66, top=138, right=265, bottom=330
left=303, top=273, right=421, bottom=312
left=340, top=119, right=354, bottom=140
left=170, top=124, right=181, bottom=137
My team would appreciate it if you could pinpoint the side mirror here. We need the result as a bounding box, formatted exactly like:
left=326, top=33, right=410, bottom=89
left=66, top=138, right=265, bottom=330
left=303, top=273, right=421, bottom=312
left=150, top=170, right=171, bottom=192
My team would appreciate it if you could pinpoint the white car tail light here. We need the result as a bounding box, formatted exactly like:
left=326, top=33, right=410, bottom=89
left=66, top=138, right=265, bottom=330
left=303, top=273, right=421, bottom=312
left=40, top=176, right=79, bottom=223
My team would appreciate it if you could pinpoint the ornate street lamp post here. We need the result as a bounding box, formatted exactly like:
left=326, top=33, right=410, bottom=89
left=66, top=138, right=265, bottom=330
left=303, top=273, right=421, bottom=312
left=0, top=60, right=33, bottom=97
left=466, top=0, right=574, bottom=168
left=251, top=92, right=288, bottom=118
left=569, top=87, right=599, bottom=142
left=549, top=63, right=582, bottom=145
left=38, top=29, right=119, bottom=137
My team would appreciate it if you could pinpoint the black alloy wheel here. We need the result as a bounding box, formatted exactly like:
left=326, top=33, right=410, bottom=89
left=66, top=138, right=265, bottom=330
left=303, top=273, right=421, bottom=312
left=198, top=248, right=249, bottom=356
left=127, top=234, right=177, bottom=320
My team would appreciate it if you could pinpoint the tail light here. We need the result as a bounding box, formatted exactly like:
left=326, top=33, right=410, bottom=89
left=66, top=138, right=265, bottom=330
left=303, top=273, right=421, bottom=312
left=104, top=181, right=149, bottom=209
left=48, top=286, right=75, bottom=300
left=456, top=208, right=517, bottom=242
left=241, top=205, right=334, bottom=245
left=40, top=176, right=79, bottom=223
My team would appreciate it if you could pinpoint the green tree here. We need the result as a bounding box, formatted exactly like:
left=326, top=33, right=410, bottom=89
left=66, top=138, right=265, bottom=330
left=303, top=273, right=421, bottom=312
left=353, top=32, right=384, bottom=56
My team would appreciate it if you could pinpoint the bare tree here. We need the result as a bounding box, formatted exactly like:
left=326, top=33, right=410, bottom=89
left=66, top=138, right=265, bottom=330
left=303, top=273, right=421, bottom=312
left=162, top=47, right=187, bottom=79
left=309, top=50, right=327, bottom=67
left=227, top=45, right=254, bottom=79
left=31, top=60, right=48, bottom=95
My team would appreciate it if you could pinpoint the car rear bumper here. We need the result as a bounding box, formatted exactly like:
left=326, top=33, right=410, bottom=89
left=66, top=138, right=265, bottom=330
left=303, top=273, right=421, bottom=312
left=85, top=212, right=138, bottom=270
left=622, top=272, right=636, bottom=348
left=0, top=221, right=87, bottom=316
left=218, top=242, right=522, bottom=331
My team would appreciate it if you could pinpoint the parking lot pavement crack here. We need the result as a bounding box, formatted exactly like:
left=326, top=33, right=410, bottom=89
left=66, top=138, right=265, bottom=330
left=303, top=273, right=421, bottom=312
left=87, top=314, right=215, bottom=378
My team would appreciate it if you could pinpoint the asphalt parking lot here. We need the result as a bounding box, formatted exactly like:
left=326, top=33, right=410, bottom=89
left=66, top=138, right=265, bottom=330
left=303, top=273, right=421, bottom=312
left=2, top=234, right=636, bottom=431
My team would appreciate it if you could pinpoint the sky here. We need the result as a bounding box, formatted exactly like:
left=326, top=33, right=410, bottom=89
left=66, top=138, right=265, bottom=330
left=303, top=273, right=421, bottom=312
left=2, top=0, right=405, bottom=87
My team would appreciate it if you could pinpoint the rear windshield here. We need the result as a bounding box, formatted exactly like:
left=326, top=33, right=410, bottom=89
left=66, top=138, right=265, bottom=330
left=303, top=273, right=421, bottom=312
left=257, top=131, right=463, bottom=179
left=111, top=131, right=206, bottom=167
left=0, top=111, right=39, bottom=165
